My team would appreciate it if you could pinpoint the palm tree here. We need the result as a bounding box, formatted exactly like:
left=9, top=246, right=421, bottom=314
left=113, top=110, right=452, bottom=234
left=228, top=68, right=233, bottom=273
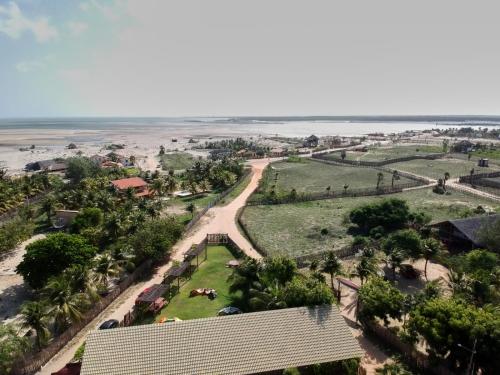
left=326, top=186, right=331, bottom=196
left=63, top=264, right=99, bottom=302
left=19, top=301, right=51, bottom=350
left=386, top=249, right=405, bottom=281
left=351, top=256, right=378, bottom=285
left=228, top=258, right=260, bottom=300
left=443, top=172, right=450, bottom=188
left=422, top=238, right=441, bottom=280
left=391, top=170, right=400, bottom=188
left=41, top=194, right=56, bottom=225
left=150, top=178, right=165, bottom=197
left=93, top=253, right=123, bottom=287
left=376, top=172, right=384, bottom=190
left=42, top=276, right=86, bottom=333
left=248, top=281, right=286, bottom=311
left=105, top=213, right=122, bottom=240
left=185, top=202, right=196, bottom=218
left=164, top=175, right=177, bottom=195
left=159, top=145, right=165, bottom=155
left=321, top=251, right=343, bottom=291
left=343, top=184, right=349, bottom=194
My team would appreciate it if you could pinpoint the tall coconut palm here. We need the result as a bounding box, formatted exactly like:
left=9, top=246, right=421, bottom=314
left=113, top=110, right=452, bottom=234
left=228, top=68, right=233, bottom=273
left=19, top=301, right=51, bottom=350
left=376, top=172, right=384, bottom=190
left=150, top=178, right=165, bottom=197
left=422, top=238, right=441, bottom=280
left=93, top=253, right=123, bottom=287
left=41, top=276, right=86, bottom=333
left=391, top=170, right=400, bottom=188
left=351, top=256, right=378, bottom=285
left=63, top=264, right=99, bottom=302
left=228, top=258, right=260, bottom=300
left=321, top=251, right=343, bottom=291
left=164, top=175, right=177, bottom=195
left=386, top=249, right=405, bottom=281
left=104, top=213, right=122, bottom=240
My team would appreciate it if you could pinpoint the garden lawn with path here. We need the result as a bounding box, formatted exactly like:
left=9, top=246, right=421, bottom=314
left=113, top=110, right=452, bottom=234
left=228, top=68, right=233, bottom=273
left=260, top=159, right=414, bottom=195
left=240, top=187, right=500, bottom=257
left=154, top=245, right=241, bottom=321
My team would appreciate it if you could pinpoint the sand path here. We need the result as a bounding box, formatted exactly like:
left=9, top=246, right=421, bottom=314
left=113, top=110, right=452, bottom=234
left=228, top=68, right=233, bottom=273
left=39, top=158, right=268, bottom=374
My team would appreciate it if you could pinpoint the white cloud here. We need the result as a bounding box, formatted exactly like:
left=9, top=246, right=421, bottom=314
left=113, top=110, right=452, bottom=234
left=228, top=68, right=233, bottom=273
left=0, top=1, right=58, bottom=42
left=15, top=55, right=53, bottom=73
left=79, top=0, right=121, bottom=21
left=67, top=21, right=88, bottom=36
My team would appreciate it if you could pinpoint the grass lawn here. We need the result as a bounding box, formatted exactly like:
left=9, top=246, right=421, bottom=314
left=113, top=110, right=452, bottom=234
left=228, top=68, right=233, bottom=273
left=261, top=159, right=414, bottom=194
left=159, top=152, right=197, bottom=171
left=389, top=157, right=500, bottom=180
left=324, top=145, right=442, bottom=162
left=240, top=187, right=499, bottom=257
left=154, top=246, right=241, bottom=321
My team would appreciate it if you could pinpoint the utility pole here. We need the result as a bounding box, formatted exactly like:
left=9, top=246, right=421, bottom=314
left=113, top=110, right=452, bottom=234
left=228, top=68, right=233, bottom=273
left=458, top=338, right=477, bottom=375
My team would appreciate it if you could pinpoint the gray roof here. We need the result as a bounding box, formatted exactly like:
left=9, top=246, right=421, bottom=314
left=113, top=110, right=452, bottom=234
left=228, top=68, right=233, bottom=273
left=81, top=305, right=363, bottom=375
left=446, top=214, right=499, bottom=246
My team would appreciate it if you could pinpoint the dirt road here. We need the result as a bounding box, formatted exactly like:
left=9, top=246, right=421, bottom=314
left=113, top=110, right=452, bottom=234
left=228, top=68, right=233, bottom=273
left=40, top=159, right=268, bottom=374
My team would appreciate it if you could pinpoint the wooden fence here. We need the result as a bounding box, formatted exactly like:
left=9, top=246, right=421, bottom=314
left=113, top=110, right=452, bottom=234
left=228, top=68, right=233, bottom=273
left=246, top=183, right=421, bottom=206
left=364, top=322, right=456, bottom=375
left=184, top=168, right=251, bottom=232
left=312, top=152, right=446, bottom=167
left=458, top=170, right=500, bottom=184
left=11, top=259, right=154, bottom=375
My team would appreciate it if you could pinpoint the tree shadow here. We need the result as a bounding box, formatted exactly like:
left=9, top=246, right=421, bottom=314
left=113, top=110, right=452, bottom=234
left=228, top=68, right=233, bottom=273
left=0, top=283, right=33, bottom=320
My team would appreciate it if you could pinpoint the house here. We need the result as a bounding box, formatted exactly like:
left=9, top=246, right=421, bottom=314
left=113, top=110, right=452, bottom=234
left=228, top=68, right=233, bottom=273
left=80, top=305, right=363, bottom=375
left=303, top=134, right=319, bottom=148
left=110, top=177, right=150, bottom=197
left=25, top=159, right=67, bottom=172
left=431, top=214, right=499, bottom=251
left=452, top=140, right=475, bottom=153
left=235, top=149, right=257, bottom=159
left=269, top=147, right=287, bottom=157
left=89, top=154, right=109, bottom=166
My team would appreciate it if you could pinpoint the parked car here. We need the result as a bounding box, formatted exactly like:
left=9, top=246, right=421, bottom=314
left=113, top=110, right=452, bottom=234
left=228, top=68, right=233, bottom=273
left=217, top=307, right=242, bottom=316
left=99, top=319, right=119, bottom=330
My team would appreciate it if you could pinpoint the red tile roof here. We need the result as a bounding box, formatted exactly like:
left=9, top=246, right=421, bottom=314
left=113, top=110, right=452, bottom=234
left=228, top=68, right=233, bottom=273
left=111, top=177, right=148, bottom=190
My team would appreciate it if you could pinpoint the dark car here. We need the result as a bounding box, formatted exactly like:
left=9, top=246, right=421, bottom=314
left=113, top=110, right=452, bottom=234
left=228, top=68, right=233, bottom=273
left=217, top=307, right=243, bottom=316
left=99, top=319, right=119, bottom=330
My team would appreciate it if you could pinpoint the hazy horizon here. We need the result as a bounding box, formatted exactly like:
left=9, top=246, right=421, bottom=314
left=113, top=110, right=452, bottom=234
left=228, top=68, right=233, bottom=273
left=2, top=1, right=500, bottom=117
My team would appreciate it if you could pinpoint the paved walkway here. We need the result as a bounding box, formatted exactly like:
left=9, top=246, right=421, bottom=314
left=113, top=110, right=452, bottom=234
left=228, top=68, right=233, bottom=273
left=40, top=158, right=268, bottom=374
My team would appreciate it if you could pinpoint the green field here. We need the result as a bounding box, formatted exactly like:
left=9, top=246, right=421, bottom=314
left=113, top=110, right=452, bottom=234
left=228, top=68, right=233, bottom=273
left=389, top=157, right=500, bottom=180
left=261, top=159, right=414, bottom=194
left=324, top=145, right=442, bottom=162
left=240, top=187, right=499, bottom=257
left=154, top=246, right=241, bottom=321
left=159, top=152, right=197, bottom=171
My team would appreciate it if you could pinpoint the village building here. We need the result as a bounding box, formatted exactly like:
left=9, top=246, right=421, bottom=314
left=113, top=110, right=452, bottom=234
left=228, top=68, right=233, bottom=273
left=269, top=147, right=287, bottom=157
left=110, top=177, right=150, bottom=198
left=80, top=305, right=363, bottom=375
left=24, top=159, right=67, bottom=172
left=431, top=214, right=499, bottom=251
left=303, top=134, right=319, bottom=148
left=452, top=140, right=475, bottom=153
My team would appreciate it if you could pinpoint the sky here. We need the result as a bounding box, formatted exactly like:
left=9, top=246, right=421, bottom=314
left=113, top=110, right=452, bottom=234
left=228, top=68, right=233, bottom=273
left=1, top=0, right=500, bottom=117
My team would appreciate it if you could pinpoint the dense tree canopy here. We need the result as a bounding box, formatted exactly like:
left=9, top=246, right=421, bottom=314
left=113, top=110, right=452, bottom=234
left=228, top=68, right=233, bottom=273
left=383, top=229, right=423, bottom=259
left=65, top=157, right=100, bottom=184
left=358, top=277, right=404, bottom=325
left=0, top=324, right=30, bottom=374
left=70, top=207, right=104, bottom=233
left=349, top=198, right=411, bottom=233
left=128, top=217, right=183, bottom=263
left=17, top=233, right=97, bottom=288
left=407, top=298, right=500, bottom=373
left=478, top=217, right=500, bottom=253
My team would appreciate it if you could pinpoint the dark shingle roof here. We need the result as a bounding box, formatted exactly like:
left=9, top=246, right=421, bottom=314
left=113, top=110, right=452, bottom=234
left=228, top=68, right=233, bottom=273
left=448, top=214, right=499, bottom=246
left=81, top=305, right=363, bottom=375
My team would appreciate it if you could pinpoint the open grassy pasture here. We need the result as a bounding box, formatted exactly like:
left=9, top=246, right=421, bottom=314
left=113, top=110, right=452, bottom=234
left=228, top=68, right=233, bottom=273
left=159, top=152, right=197, bottom=171
left=324, top=145, right=442, bottom=162
left=389, top=157, right=500, bottom=180
left=262, top=159, right=414, bottom=194
left=154, top=246, right=240, bottom=321
left=240, top=187, right=499, bottom=257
